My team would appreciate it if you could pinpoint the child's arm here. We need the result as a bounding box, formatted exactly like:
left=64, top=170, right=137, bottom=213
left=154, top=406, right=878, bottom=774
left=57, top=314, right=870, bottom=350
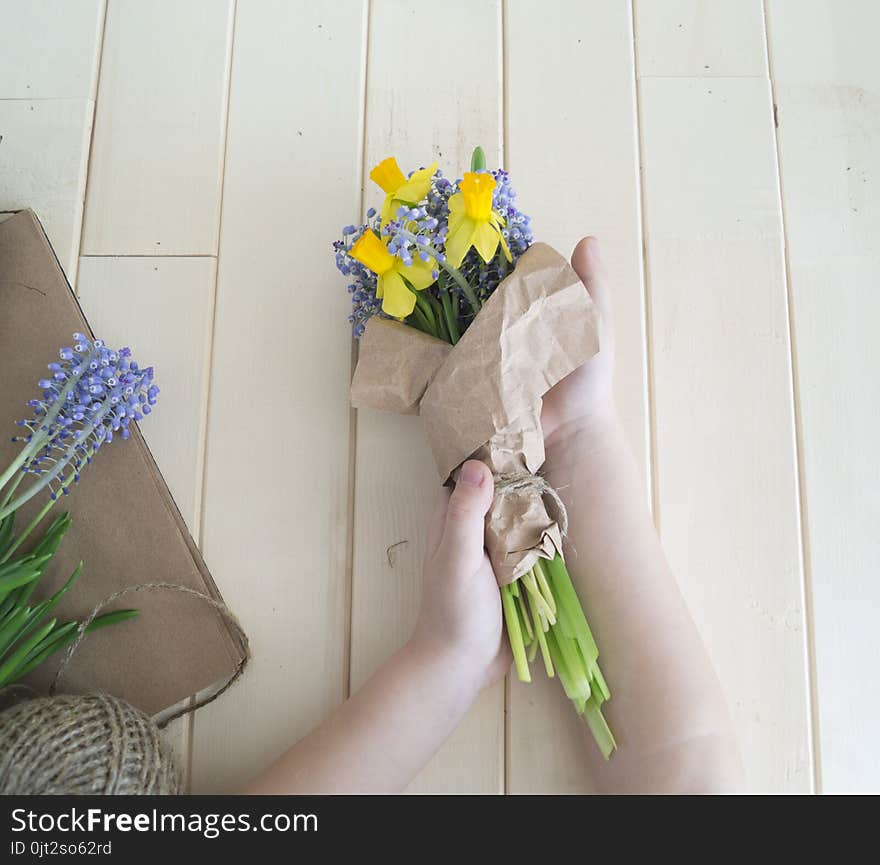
left=245, top=460, right=508, bottom=794
left=540, top=237, right=745, bottom=793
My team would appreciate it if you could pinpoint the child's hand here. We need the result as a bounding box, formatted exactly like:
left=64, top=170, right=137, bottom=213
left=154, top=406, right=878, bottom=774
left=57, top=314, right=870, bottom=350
left=541, top=237, right=618, bottom=470
left=411, top=459, right=511, bottom=693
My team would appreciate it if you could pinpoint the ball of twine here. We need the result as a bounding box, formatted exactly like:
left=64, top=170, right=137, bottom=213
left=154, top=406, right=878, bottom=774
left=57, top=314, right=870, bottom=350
left=0, top=582, right=249, bottom=795
left=0, top=691, right=180, bottom=794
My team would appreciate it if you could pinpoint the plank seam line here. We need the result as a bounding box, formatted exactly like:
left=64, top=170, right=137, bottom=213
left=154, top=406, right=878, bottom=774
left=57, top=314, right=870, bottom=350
left=79, top=254, right=217, bottom=259
left=345, top=0, right=372, bottom=704
left=501, top=0, right=511, bottom=799
left=72, top=0, right=109, bottom=295
left=0, top=96, right=101, bottom=102
left=629, top=0, right=660, bottom=526
left=190, top=0, right=239, bottom=791
left=635, top=74, right=767, bottom=80
left=761, top=0, right=821, bottom=794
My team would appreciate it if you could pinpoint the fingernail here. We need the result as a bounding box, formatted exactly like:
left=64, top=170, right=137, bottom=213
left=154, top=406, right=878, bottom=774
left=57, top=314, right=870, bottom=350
left=459, top=461, right=484, bottom=487
left=586, top=236, right=600, bottom=256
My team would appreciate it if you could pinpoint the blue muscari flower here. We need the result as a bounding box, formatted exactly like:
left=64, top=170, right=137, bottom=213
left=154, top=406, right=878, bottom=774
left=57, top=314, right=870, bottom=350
left=6, top=335, right=159, bottom=507
left=334, top=211, right=386, bottom=336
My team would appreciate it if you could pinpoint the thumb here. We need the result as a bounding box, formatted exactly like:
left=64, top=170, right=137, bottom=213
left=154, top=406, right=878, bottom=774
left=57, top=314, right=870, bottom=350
left=571, top=236, right=613, bottom=329
left=437, top=460, right=493, bottom=570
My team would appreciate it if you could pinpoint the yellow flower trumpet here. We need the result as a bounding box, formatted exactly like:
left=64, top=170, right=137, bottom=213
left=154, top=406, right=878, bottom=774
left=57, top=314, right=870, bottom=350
left=445, top=172, right=512, bottom=268
left=370, top=156, right=438, bottom=223
left=349, top=230, right=435, bottom=319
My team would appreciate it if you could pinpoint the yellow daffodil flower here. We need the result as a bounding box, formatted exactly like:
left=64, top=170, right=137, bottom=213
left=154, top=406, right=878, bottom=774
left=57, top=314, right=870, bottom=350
left=370, top=157, right=438, bottom=223
left=350, top=230, right=435, bottom=319
left=445, top=172, right=512, bottom=268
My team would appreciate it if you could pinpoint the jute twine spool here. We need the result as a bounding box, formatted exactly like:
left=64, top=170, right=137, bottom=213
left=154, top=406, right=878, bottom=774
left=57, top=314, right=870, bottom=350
left=0, top=583, right=249, bottom=795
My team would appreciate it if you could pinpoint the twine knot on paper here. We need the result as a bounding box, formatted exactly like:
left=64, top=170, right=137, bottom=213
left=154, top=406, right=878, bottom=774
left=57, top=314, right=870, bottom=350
left=493, top=471, right=569, bottom=539
left=0, top=583, right=250, bottom=795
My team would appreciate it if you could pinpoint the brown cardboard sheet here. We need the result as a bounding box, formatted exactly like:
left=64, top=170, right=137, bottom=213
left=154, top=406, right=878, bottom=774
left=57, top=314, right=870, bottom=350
left=0, top=210, right=247, bottom=716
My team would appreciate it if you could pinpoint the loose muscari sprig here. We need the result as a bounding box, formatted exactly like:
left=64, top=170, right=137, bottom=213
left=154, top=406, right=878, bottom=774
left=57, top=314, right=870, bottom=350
left=0, top=334, right=159, bottom=526
left=0, top=333, right=156, bottom=687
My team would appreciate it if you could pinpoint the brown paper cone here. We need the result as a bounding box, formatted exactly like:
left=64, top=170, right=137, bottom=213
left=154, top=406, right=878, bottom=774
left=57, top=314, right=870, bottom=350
left=350, top=242, right=599, bottom=584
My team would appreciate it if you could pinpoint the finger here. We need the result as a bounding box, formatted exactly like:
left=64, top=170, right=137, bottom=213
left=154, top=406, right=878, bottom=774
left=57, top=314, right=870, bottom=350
left=571, top=236, right=613, bottom=329
left=426, top=485, right=451, bottom=560
left=437, top=460, right=494, bottom=571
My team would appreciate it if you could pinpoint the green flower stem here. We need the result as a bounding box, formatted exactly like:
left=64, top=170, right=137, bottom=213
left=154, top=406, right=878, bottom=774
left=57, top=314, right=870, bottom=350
left=438, top=277, right=461, bottom=344
left=514, top=589, right=534, bottom=641
left=0, top=472, right=25, bottom=512
left=500, top=583, right=530, bottom=682
left=408, top=306, right=433, bottom=337
left=0, top=413, right=105, bottom=523
left=413, top=291, right=439, bottom=337
left=0, top=363, right=89, bottom=494
left=0, top=435, right=46, bottom=495
left=424, top=292, right=450, bottom=342
left=501, top=554, right=616, bottom=759
left=533, top=609, right=554, bottom=677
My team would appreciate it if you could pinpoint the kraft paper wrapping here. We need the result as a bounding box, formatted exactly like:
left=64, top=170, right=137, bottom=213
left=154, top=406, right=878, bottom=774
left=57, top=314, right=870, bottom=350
left=351, top=243, right=599, bottom=585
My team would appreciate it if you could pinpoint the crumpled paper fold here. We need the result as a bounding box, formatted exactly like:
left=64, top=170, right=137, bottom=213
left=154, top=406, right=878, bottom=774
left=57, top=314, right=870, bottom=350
left=351, top=243, right=599, bottom=584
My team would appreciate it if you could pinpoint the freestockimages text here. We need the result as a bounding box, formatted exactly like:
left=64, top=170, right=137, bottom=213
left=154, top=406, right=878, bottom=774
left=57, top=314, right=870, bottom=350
left=10, top=807, right=317, bottom=839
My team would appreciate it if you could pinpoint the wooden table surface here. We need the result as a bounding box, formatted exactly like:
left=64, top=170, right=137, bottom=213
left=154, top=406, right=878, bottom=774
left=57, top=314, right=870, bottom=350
left=1, top=0, right=877, bottom=794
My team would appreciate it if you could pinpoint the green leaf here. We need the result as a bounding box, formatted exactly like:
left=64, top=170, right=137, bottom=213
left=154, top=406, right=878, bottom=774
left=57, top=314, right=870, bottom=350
left=0, top=512, right=14, bottom=557
left=0, top=606, right=30, bottom=656
left=7, top=561, right=83, bottom=652
left=29, top=560, right=82, bottom=622
left=0, top=609, right=138, bottom=687
left=3, top=623, right=78, bottom=683
left=85, top=608, right=139, bottom=631
left=12, top=516, right=70, bottom=607
left=0, top=618, right=57, bottom=686
left=32, top=512, right=71, bottom=557
left=470, top=146, right=486, bottom=172
left=0, top=567, right=42, bottom=607
left=0, top=552, right=47, bottom=581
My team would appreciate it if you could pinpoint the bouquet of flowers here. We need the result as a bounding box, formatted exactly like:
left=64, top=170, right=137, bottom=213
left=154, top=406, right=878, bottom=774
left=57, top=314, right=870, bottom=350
left=334, top=148, right=616, bottom=757
left=0, top=333, right=158, bottom=687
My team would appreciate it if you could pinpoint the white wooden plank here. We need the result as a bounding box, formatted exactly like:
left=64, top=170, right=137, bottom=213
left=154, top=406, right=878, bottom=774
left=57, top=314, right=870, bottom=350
left=77, top=255, right=216, bottom=789
left=505, top=0, right=647, bottom=793
left=0, top=99, right=93, bottom=281
left=0, top=0, right=105, bottom=99
left=81, top=0, right=234, bottom=255
left=190, top=0, right=366, bottom=794
left=634, top=0, right=766, bottom=77
left=638, top=74, right=811, bottom=792
left=767, top=0, right=880, bottom=793
left=77, top=255, right=216, bottom=537
left=348, top=0, right=505, bottom=796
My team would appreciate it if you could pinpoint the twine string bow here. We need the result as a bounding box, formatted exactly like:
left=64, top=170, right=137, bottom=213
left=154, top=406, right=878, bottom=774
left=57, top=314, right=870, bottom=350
left=492, top=471, right=569, bottom=539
